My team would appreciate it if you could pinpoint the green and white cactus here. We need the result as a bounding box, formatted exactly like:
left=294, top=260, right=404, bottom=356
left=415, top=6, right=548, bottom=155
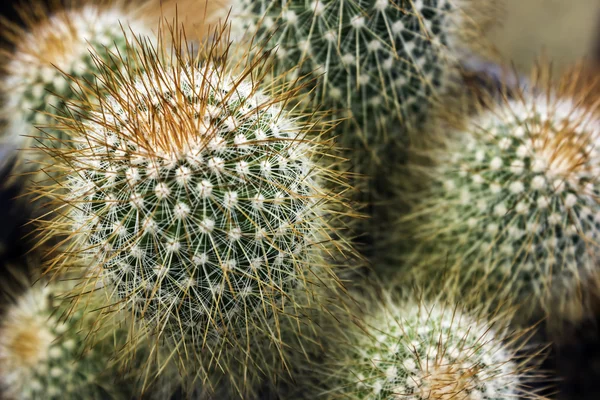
left=402, top=68, right=600, bottom=324
left=0, top=281, right=125, bottom=400
left=232, top=0, right=481, bottom=168
left=0, top=1, right=153, bottom=165
left=315, top=291, right=538, bottom=400
left=37, top=27, right=353, bottom=394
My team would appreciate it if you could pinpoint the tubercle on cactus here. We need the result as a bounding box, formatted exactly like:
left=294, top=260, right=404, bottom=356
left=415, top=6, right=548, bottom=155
left=310, top=289, right=548, bottom=400
left=32, top=20, right=357, bottom=397
left=399, top=62, right=600, bottom=327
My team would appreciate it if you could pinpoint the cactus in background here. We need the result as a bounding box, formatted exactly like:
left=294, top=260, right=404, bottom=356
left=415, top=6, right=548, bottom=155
left=232, top=0, right=492, bottom=170
left=35, top=24, right=354, bottom=396
left=0, top=1, right=155, bottom=169
left=232, top=0, right=497, bottom=258
left=401, top=65, right=600, bottom=326
left=316, top=291, right=542, bottom=399
left=0, top=279, right=126, bottom=400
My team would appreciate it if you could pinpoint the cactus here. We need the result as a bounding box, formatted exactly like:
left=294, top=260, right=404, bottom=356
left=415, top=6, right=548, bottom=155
left=36, top=25, right=353, bottom=395
left=401, top=65, right=600, bottom=325
left=0, top=279, right=126, bottom=400
left=317, top=291, right=542, bottom=399
left=231, top=0, right=497, bottom=257
left=232, top=0, right=490, bottom=169
left=0, top=1, right=154, bottom=168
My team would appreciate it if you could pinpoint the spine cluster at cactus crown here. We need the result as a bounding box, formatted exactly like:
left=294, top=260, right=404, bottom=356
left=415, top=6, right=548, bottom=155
left=32, top=21, right=355, bottom=396
left=401, top=68, right=600, bottom=326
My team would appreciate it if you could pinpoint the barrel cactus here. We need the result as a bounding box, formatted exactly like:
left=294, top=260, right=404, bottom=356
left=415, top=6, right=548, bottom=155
left=0, top=280, right=125, bottom=400
left=0, top=1, right=154, bottom=168
left=402, top=67, right=600, bottom=325
left=317, top=292, right=540, bottom=399
left=37, top=27, right=353, bottom=393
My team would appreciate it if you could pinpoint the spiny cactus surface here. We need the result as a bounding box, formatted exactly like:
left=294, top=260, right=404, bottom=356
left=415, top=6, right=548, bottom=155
left=403, top=75, right=600, bottom=322
left=36, top=28, right=352, bottom=394
left=325, top=295, right=532, bottom=399
left=234, top=0, right=459, bottom=161
left=76, top=66, right=320, bottom=337
left=0, top=282, right=122, bottom=400
left=0, top=1, right=153, bottom=159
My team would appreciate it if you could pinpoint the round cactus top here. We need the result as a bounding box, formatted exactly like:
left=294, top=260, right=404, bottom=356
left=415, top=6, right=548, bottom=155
left=1, top=2, right=155, bottom=153
left=4, top=3, right=151, bottom=78
left=344, top=301, right=520, bottom=399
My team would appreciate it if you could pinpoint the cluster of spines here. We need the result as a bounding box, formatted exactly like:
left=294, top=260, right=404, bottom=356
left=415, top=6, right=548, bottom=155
left=400, top=64, right=600, bottom=326
left=287, top=287, right=544, bottom=400
left=35, top=23, right=354, bottom=397
left=345, top=303, right=521, bottom=399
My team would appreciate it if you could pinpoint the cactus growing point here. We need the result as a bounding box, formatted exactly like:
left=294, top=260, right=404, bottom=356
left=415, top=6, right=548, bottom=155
left=298, top=288, right=544, bottom=399
left=0, top=278, right=126, bottom=400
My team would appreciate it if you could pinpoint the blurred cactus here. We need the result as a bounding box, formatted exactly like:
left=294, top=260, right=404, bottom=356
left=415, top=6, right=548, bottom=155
left=231, top=0, right=495, bottom=170
left=0, top=278, right=126, bottom=400
left=0, top=1, right=155, bottom=170
left=401, top=64, right=600, bottom=326
left=299, top=289, right=543, bottom=399
left=34, top=24, right=354, bottom=396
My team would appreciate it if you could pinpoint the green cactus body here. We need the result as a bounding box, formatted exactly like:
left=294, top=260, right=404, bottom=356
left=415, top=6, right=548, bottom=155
left=235, top=0, right=458, bottom=167
left=1, top=4, right=152, bottom=158
left=0, top=283, right=122, bottom=400
left=40, top=28, right=350, bottom=359
left=330, top=299, right=523, bottom=399
left=33, top=23, right=356, bottom=396
left=405, top=93, right=600, bottom=321
left=78, top=69, right=315, bottom=336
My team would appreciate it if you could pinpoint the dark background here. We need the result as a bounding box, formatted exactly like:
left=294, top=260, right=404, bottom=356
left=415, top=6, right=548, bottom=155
left=0, top=1, right=21, bottom=30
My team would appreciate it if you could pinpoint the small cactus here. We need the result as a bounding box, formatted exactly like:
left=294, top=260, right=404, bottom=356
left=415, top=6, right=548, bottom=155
left=401, top=65, right=600, bottom=325
left=36, top=24, right=353, bottom=395
left=0, top=1, right=154, bottom=167
left=0, top=279, right=125, bottom=400
left=319, top=291, right=542, bottom=399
